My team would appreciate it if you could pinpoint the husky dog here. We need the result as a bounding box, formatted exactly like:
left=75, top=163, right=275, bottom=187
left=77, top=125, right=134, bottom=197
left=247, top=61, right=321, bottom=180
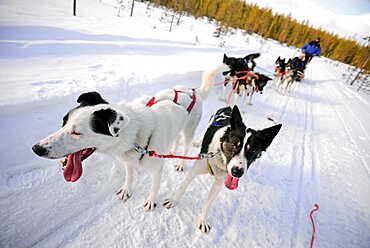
left=221, top=53, right=260, bottom=99
left=163, top=106, right=282, bottom=233
left=232, top=72, right=272, bottom=107
left=222, top=53, right=271, bottom=106
left=273, top=56, right=287, bottom=86
left=32, top=64, right=228, bottom=211
left=276, top=58, right=303, bottom=95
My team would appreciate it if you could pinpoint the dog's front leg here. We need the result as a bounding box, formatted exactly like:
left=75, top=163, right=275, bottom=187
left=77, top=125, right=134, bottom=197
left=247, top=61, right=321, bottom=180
left=283, top=79, right=291, bottom=95
left=163, top=160, right=208, bottom=208
left=143, top=159, right=164, bottom=211
left=233, top=92, right=239, bottom=107
left=220, top=85, right=227, bottom=101
left=247, top=89, right=254, bottom=105
left=117, top=162, right=134, bottom=202
left=170, top=135, right=180, bottom=155
left=175, top=133, right=194, bottom=172
left=197, top=177, right=223, bottom=234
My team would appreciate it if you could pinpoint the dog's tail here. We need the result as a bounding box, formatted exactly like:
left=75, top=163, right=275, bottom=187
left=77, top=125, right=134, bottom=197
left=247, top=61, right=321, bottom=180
left=198, top=64, right=229, bottom=99
left=244, top=53, right=261, bottom=61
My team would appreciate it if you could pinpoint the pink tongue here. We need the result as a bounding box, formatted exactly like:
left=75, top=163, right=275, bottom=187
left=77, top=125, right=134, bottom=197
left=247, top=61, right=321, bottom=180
left=63, top=151, right=83, bottom=182
left=224, top=172, right=239, bottom=190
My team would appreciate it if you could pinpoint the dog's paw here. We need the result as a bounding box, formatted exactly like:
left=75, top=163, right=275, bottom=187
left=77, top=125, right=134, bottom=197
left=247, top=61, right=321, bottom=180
left=247, top=102, right=253, bottom=106
left=143, top=200, right=157, bottom=212
left=163, top=199, right=176, bottom=209
left=197, top=219, right=211, bottom=234
left=116, top=188, right=131, bottom=202
left=175, top=164, right=184, bottom=172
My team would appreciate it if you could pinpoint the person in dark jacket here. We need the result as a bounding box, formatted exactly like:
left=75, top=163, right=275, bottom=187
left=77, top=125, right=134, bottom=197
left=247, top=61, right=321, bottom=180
left=292, top=52, right=306, bottom=72
left=290, top=52, right=306, bottom=81
left=301, top=37, right=321, bottom=67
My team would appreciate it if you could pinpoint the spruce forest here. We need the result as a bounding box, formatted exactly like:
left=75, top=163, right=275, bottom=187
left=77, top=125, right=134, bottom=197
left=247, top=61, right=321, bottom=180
left=148, top=0, right=369, bottom=71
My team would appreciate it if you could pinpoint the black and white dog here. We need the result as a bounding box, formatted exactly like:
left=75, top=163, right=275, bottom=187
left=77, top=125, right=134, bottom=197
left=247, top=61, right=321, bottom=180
left=276, top=58, right=302, bottom=95
left=163, top=106, right=282, bottom=233
left=273, top=56, right=287, bottom=86
left=232, top=72, right=272, bottom=106
left=222, top=53, right=272, bottom=106
left=222, top=53, right=260, bottom=77
left=31, top=64, right=228, bottom=211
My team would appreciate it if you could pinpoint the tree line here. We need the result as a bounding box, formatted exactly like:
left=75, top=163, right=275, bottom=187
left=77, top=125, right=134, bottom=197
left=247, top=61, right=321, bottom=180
left=146, top=0, right=369, bottom=71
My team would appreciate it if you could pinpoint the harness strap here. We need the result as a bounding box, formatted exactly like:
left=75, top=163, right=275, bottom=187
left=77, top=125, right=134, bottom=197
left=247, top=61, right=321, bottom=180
left=146, top=97, right=156, bottom=107
left=146, top=88, right=196, bottom=114
left=173, top=89, right=180, bottom=103
left=186, top=89, right=196, bottom=114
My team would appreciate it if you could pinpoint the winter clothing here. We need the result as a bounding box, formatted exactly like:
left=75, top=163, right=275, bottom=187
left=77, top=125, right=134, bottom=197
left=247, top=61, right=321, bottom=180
left=292, top=56, right=305, bottom=72
left=301, top=40, right=321, bottom=57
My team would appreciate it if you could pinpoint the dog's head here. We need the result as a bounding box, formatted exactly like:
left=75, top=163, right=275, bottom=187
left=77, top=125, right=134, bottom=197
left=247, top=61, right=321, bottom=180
left=218, top=106, right=281, bottom=190
left=32, top=92, right=129, bottom=182
left=223, top=54, right=250, bottom=77
left=285, top=58, right=293, bottom=69
left=275, top=56, right=286, bottom=68
left=252, top=72, right=273, bottom=93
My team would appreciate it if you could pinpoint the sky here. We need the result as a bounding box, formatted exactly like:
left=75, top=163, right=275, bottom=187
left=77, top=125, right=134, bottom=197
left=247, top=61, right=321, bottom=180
left=245, top=0, right=370, bottom=40
left=0, top=0, right=370, bottom=247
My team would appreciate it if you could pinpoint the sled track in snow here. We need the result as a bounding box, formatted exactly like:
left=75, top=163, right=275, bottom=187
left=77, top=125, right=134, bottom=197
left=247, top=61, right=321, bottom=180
left=322, top=83, right=370, bottom=178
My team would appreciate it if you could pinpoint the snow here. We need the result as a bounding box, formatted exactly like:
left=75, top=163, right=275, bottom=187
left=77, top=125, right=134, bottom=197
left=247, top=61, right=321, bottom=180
left=0, top=0, right=370, bottom=247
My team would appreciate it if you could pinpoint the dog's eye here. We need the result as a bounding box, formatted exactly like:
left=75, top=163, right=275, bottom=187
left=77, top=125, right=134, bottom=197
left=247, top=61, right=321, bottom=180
left=71, top=130, right=81, bottom=136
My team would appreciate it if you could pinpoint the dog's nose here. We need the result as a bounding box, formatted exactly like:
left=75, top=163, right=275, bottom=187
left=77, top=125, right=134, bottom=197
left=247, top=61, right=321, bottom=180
left=231, top=166, right=244, bottom=178
left=32, top=144, right=47, bottom=157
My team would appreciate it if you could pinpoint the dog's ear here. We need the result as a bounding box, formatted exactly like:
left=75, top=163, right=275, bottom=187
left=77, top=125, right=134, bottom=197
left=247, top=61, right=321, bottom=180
left=223, top=54, right=230, bottom=64
left=256, top=124, right=282, bottom=151
left=90, top=108, right=129, bottom=137
left=230, top=105, right=246, bottom=131
left=264, top=75, right=273, bottom=82
left=77, top=92, right=108, bottom=107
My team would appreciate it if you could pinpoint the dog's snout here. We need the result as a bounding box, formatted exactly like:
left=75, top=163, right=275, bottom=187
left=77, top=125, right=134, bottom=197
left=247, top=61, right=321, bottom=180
left=32, top=144, right=48, bottom=157
left=231, top=166, right=244, bottom=178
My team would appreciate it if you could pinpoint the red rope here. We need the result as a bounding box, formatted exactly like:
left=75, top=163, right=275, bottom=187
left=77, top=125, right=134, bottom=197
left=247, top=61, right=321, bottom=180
left=148, top=150, right=202, bottom=160
left=309, top=203, right=319, bottom=248
left=226, top=79, right=237, bottom=106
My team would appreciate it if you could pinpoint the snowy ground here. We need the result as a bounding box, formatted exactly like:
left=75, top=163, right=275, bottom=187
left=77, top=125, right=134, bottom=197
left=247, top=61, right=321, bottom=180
left=0, top=0, right=369, bottom=247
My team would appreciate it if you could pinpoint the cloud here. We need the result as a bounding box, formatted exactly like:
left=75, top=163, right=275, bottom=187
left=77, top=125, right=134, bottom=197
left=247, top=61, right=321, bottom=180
left=244, top=0, right=370, bottom=40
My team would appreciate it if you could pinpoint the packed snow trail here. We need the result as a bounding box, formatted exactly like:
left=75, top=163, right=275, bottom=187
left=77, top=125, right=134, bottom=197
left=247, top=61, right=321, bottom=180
left=1, top=0, right=370, bottom=247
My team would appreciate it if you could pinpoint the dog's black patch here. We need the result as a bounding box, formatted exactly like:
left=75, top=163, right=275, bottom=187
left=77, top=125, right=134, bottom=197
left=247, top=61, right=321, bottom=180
left=77, top=91, right=108, bottom=107
left=200, top=107, right=232, bottom=154
left=90, top=108, right=118, bottom=136
left=62, top=92, right=109, bottom=127
left=244, top=124, right=282, bottom=168
left=223, top=53, right=260, bottom=76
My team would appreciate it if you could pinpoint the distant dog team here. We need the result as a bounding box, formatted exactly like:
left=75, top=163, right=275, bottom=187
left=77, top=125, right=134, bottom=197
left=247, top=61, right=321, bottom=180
left=222, top=53, right=272, bottom=106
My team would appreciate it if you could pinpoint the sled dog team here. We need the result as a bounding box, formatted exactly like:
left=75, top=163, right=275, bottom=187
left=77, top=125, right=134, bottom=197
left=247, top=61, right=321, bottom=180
left=32, top=54, right=282, bottom=233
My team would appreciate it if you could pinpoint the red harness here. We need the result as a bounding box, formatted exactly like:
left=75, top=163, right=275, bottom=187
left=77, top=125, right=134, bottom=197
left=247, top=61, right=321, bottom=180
left=146, top=88, right=196, bottom=114
left=275, top=67, right=285, bottom=77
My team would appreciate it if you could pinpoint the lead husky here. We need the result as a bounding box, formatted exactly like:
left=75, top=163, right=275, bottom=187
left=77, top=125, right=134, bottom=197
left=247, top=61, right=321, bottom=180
left=32, top=64, right=228, bottom=211
left=163, top=106, right=282, bottom=233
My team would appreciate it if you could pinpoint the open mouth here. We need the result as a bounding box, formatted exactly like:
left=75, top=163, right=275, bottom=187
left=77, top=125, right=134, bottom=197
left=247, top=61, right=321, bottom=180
left=60, top=148, right=96, bottom=182
left=224, top=172, right=240, bottom=190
